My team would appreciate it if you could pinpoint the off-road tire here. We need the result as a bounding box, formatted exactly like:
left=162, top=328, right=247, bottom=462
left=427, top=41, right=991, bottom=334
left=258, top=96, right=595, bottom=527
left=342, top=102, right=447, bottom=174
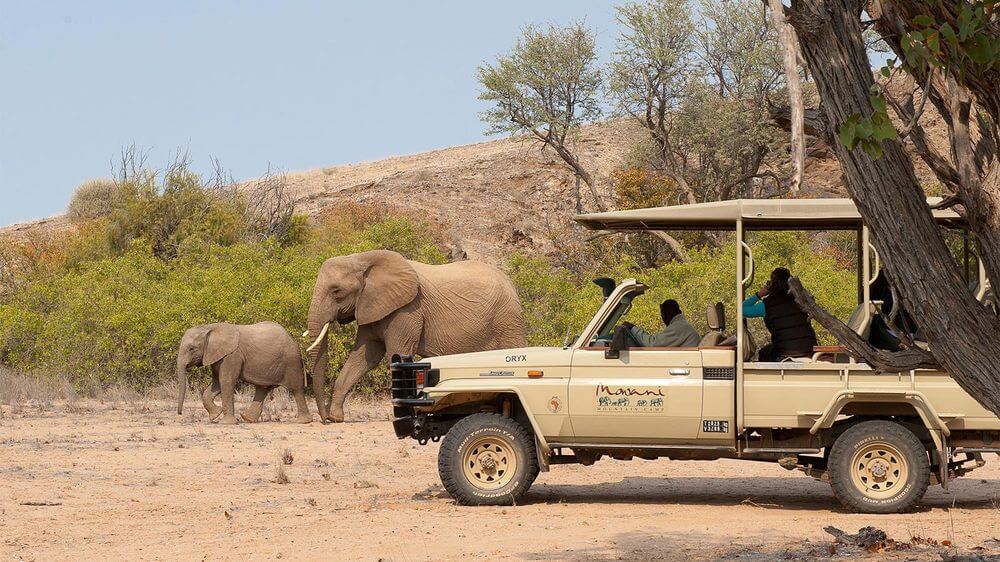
left=438, top=413, right=538, bottom=506
left=828, top=420, right=930, bottom=513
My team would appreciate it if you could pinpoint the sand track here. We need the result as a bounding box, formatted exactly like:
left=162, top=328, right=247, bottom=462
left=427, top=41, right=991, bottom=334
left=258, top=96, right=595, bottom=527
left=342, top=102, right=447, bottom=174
left=2, top=400, right=998, bottom=561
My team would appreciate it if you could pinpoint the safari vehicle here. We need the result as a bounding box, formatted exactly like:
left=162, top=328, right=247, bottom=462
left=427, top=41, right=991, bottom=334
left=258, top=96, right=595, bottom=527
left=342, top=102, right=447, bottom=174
left=389, top=198, right=1000, bottom=513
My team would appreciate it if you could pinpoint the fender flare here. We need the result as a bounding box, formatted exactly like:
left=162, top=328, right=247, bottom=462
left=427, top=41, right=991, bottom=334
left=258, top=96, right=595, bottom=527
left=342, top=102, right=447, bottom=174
left=424, top=386, right=552, bottom=472
left=809, top=389, right=952, bottom=487
left=809, top=390, right=951, bottom=437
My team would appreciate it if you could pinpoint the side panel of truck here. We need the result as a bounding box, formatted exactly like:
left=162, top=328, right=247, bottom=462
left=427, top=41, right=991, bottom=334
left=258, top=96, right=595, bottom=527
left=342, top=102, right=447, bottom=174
left=742, top=363, right=1000, bottom=431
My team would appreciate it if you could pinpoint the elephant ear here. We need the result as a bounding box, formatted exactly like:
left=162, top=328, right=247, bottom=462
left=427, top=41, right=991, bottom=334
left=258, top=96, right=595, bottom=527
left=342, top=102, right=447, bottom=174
left=356, top=250, right=419, bottom=325
left=202, top=324, right=240, bottom=367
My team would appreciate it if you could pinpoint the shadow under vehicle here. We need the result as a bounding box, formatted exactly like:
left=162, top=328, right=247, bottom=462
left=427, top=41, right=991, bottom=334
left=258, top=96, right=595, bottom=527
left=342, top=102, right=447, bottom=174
left=390, top=198, right=1000, bottom=513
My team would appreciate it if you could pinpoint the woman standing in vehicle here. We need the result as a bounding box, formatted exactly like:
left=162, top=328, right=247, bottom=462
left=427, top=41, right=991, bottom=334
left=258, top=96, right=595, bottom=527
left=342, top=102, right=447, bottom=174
left=744, top=267, right=817, bottom=361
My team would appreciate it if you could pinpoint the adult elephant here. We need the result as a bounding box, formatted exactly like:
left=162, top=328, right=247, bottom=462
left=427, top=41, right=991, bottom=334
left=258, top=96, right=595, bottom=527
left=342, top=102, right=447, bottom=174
left=176, top=322, right=312, bottom=424
left=304, top=250, right=526, bottom=423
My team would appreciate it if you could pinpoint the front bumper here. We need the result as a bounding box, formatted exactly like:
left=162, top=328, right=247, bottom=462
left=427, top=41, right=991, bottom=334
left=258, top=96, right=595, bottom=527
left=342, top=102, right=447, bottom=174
left=390, top=359, right=437, bottom=439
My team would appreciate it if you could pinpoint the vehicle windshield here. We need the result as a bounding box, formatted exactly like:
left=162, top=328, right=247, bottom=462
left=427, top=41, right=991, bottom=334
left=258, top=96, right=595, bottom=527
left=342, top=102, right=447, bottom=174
left=590, top=293, right=638, bottom=344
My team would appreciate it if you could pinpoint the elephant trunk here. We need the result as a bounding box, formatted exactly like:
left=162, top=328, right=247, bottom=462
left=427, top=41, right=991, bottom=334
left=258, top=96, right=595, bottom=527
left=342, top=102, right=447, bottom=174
left=306, top=303, right=332, bottom=421
left=309, top=334, right=330, bottom=421
left=176, top=358, right=188, bottom=415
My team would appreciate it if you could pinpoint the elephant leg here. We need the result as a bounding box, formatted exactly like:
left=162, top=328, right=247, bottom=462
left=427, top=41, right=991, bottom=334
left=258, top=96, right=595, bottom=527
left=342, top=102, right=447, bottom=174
left=218, top=361, right=240, bottom=425
left=202, top=377, right=223, bottom=421
left=239, top=385, right=270, bottom=423
left=328, top=339, right=386, bottom=423
left=290, top=386, right=312, bottom=424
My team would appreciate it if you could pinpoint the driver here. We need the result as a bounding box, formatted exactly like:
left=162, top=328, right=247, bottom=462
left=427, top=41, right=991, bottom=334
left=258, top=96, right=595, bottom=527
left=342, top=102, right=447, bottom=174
left=622, top=299, right=701, bottom=347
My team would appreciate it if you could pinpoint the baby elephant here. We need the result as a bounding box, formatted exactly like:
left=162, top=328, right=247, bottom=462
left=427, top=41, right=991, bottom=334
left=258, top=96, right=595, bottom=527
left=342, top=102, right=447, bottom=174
left=176, top=322, right=311, bottom=424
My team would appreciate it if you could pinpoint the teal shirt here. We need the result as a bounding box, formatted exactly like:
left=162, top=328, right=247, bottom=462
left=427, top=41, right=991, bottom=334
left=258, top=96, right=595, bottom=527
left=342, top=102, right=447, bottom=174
left=743, top=295, right=765, bottom=318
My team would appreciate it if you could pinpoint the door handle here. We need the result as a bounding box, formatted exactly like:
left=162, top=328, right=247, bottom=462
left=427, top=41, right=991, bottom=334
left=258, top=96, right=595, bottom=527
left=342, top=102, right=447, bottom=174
left=668, top=368, right=690, bottom=376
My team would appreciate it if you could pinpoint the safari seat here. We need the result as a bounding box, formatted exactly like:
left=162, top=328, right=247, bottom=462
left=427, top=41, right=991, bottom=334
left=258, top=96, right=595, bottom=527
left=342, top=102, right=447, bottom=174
left=811, top=300, right=883, bottom=362
left=699, top=302, right=726, bottom=346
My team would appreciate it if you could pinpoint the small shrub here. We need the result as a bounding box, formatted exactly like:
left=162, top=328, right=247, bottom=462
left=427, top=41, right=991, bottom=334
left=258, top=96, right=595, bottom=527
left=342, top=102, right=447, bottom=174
left=67, top=178, right=117, bottom=221
left=274, top=464, right=289, bottom=485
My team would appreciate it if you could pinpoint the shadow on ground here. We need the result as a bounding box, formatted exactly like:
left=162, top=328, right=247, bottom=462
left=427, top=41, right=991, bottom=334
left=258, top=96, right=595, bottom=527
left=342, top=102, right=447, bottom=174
left=518, top=476, right=1000, bottom=513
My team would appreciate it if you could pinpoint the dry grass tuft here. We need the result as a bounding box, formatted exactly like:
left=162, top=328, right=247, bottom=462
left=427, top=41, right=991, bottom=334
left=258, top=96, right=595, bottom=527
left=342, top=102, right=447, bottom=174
left=0, top=367, right=78, bottom=414
left=281, top=448, right=294, bottom=466
left=274, top=464, right=290, bottom=485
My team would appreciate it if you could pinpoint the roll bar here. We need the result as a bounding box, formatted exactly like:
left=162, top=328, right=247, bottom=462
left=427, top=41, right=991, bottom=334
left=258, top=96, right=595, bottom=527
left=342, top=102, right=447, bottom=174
left=741, top=241, right=755, bottom=288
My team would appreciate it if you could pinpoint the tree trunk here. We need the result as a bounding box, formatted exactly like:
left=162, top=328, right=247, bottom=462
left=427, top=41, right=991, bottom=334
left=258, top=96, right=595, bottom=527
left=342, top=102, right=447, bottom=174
left=553, top=144, right=606, bottom=212
left=866, top=0, right=1000, bottom=290
left=788, top=0, right=1000, bottom=416
left=768, top=0, right=805, bottom=193
left=651, top=231, right=687, bottom=262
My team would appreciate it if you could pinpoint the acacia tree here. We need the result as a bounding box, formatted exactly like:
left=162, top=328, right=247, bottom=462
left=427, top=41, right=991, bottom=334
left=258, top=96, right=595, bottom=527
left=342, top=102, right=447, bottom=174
left=609, top=0, right=698, bottom=204
left=478, top=23, right=605, bottom=211
left=611, top=0, right=788, bottom=204
left=782, top=0, right=1000, bottom=415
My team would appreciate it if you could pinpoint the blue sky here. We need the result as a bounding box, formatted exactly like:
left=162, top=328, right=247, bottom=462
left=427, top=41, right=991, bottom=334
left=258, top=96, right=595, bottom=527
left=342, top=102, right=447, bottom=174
left=0, top=1, right=620, bottom=225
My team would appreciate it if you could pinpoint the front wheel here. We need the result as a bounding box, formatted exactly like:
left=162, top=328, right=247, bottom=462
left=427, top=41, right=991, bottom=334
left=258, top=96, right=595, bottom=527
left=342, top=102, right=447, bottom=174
left=438, top=413, right=538, bottom=506
left=828, top=420, right=930, bottom=513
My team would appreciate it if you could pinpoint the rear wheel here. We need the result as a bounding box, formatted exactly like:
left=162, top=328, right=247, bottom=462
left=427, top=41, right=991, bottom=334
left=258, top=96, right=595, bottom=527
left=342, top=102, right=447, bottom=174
left=438, top=413, right=538, bottom=506
left=828, top=420, right=929, bottom=513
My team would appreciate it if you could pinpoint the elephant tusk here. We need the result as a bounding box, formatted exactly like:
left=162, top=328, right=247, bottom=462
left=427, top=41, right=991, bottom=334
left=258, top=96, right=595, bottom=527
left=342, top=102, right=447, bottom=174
left=305, top=322, right=330, bottom=353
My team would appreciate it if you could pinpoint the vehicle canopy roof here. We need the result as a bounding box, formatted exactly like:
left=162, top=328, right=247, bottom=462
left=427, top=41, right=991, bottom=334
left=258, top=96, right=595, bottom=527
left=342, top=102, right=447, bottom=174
left=574, top=197, right=964, bottom=231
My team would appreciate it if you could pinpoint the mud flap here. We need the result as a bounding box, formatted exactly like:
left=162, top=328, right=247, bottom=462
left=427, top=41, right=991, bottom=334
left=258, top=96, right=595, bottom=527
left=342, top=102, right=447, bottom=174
left=929, top=429, right=948, bottom=489
left=536, top=436, right=550, bottom=472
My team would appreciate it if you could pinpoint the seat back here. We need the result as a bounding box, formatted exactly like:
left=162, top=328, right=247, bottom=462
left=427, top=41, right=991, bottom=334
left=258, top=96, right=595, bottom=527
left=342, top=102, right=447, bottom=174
left=699, top=302, right=726, bottom=346
left=707, top=302, right=725, bottom=331
left=846, top=300, right=885, bottom=340
left=845, top=302, right=871, bottom=339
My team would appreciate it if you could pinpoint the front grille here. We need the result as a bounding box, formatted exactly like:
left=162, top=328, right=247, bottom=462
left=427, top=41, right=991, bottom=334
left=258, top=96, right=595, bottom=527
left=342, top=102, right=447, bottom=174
left=390, top=360, right=429, bottom=401
left=704, top=367, right=735, bottom=380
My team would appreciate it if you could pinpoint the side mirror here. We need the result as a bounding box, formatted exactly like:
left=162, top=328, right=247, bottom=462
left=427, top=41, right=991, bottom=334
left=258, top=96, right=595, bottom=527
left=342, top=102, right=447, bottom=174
left=605, top=326, right=628, bottom=359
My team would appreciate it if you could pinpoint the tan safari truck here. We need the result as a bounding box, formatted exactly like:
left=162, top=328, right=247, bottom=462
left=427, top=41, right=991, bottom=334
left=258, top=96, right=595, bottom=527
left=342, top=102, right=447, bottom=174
left=389, top=198, right=1000, bottom=513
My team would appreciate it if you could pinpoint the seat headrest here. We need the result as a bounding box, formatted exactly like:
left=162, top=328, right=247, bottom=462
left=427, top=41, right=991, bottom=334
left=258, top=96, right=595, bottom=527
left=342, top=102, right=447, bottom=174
left=706, top=302, right=725, bottom=331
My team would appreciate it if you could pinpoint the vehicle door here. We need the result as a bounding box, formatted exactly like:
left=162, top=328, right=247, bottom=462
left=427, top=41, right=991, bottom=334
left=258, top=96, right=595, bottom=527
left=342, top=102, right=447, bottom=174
left=566, top=290, right=705, bottom=443
left=569, top=346, right=704, bottom=442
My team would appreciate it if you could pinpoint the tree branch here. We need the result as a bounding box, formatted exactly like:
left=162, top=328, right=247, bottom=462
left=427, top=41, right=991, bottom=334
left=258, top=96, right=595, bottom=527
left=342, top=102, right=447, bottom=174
left=788, top=277, right=940, bottom=371
left=767, top=0, right=805, bottom=193
left=883, top=89, right=962, bottom=191
left=768, top=104, right=831, bottom=141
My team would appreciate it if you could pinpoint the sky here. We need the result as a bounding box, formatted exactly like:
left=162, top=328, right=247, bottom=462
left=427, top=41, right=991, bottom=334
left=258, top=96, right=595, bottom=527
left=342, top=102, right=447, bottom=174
left=0, top=1, right=621, bottom=226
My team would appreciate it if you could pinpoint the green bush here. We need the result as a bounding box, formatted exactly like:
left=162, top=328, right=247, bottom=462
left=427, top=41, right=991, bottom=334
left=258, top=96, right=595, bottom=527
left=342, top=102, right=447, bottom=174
left=509, top=231, right=857, bottom=348
left=0, top=211, right=449, bottom=396
left=66, top=178, right=117, bottom=221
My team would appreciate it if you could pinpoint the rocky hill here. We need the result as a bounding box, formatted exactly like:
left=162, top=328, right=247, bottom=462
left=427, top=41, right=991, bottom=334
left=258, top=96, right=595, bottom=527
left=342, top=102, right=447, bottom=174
left=2, top=106, right=946, bottom=267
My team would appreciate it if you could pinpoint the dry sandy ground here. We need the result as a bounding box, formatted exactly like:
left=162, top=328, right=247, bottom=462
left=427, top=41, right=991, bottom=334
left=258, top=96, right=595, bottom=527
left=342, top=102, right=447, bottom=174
left=2, top=398, right=999, bottom=562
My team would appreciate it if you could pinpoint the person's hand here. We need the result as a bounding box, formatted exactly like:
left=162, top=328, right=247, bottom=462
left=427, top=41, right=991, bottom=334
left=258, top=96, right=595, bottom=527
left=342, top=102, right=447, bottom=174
left=756, top=281, right=771, bottom=298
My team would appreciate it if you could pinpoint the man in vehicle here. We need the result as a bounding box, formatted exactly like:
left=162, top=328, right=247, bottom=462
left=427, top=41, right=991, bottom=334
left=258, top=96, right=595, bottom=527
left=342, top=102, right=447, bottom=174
left=622, top=299, right=701, bottom=347
left=744, top=267, right=817, bottom=361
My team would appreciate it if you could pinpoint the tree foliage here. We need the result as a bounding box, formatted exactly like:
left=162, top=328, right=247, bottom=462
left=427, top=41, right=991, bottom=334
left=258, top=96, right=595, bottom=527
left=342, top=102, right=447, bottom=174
left=609, top=0, right=789, bottom=204
left=478, top=22, right=606, bottom=208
